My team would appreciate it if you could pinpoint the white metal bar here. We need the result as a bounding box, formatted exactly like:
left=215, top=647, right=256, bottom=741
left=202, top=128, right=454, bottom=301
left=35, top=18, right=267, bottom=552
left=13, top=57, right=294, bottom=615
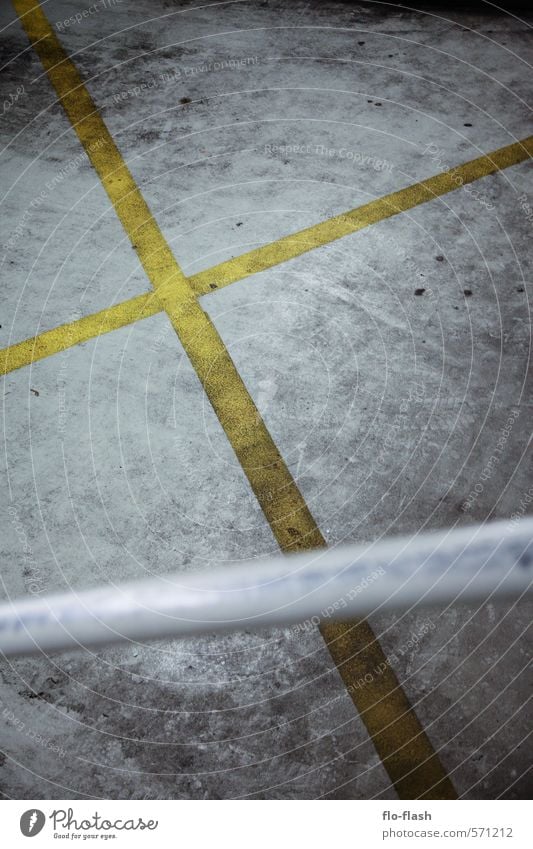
left=1, top=518, right=532, bottom=657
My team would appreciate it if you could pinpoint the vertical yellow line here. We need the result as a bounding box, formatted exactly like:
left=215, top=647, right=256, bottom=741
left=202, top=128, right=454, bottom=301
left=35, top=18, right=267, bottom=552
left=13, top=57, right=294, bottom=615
left=14, top=0, right=456, bottom=798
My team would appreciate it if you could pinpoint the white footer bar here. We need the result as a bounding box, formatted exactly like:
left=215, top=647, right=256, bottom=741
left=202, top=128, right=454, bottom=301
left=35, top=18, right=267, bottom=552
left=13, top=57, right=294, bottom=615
left=3, top=800, right=531, bottom=847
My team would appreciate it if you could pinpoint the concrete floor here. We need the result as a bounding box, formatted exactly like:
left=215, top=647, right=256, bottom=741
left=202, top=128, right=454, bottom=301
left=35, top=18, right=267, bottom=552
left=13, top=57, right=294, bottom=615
left=0, top=0, right=532, bottom=799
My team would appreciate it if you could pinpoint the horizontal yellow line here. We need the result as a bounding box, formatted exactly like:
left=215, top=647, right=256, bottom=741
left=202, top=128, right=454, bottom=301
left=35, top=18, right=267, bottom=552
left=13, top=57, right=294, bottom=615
left=189, top=135, right=533, bottom=296
left=0, top=293, right=161, bottom=376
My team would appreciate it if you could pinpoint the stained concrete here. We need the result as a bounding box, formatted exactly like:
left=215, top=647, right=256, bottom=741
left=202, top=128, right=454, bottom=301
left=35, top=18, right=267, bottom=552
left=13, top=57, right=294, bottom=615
left=0, top=0, right=532, bottom=798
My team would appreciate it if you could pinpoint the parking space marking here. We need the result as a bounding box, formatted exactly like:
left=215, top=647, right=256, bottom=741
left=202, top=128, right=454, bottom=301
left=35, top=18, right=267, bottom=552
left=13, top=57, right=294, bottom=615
left=2, top=131, right=530, bottom=376
left=9, top=0, right=490, bottom=799
left=0, top=292, right=159, bottom=376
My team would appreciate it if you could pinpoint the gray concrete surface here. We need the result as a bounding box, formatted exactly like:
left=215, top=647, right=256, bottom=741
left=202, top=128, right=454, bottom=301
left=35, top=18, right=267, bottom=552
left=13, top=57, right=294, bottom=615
left=0, top=0, right=532, bottom=799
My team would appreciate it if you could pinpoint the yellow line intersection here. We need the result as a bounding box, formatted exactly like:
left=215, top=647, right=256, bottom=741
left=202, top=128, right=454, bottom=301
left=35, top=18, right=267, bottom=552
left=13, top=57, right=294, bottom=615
left=3, top=134, right=531, bottom=376
left=7, top=0, right=531, bottom=799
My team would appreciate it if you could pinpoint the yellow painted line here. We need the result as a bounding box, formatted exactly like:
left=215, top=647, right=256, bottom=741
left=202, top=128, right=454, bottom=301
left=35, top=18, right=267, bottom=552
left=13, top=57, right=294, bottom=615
left=15, top=0, right=456, bottom=798
left=0, top=293, right=161, bottom=376
left=2, top=138, right=529, bottom=376
left=189, top=135, right=533, bottom=296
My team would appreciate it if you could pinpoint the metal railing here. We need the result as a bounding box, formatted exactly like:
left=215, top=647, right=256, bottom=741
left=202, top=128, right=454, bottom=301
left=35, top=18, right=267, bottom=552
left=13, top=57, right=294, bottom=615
left=1, top=518, right=532, bottom=657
